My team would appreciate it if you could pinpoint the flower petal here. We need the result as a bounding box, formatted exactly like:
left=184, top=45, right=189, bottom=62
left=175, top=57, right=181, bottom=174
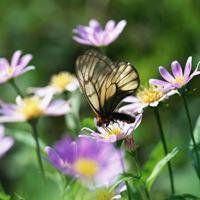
left=149, top=79, right=172, bottom=88
left=171, top=61, right=183, bottom=78
left=0, top=136, right=14, bottom=158
left=184, top=56, right=192, bottom=78
left=11, top=50, right=22, bottom=67
left=159, top=66, right=174, bottom=82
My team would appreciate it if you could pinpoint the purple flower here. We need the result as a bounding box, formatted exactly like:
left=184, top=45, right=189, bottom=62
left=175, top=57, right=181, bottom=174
left=0, top=50, right=34, bottom=84
left=0, top=95, right=71, bottom=122
left=149, top=57, right=200, bottom=90
left=0, top=124, right=14, bottom=158
left=81, top=114, right=142, bottom=143
left=73, top=19, right=127, bottom=47
left=29, top=71, right=79, bottom=97
left=45, top=137, right=123, bottom=188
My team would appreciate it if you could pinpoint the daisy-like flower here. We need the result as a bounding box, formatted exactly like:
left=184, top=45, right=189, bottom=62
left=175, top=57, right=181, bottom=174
left=45, top=137, right=123, bottom=188
left=0, top=124, right=14, bottom=158
left=73, top=19, right=127, bottom=47
left=29, top=71, right=79, bottom=97
left=119, top=85, right=177, bottom=114
left=0, top=95, right=71, bottom=123
left=81, top=114, right=142, bottom=143
left=0, top=50, right=34, bottom=84
left=149, top=57, right=200, bottom=90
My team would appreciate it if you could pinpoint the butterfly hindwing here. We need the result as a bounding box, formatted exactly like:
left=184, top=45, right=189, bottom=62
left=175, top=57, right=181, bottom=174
left=76, top=50, right=139, bottom=118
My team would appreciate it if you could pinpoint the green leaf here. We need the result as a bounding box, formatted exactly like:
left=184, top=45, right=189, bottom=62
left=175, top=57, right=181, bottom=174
left=190, top=115, right=200, bottom=148
left=0, top=192, right=10, bottom=200
left=166, top=194, right=200, bottom=200
left=142, top=142, right=164, bottom=181
left=80, top=117, right=95, bottom=130
left=146, top=147, right=179, bottom=191
left=109, top=172, right=141, bottom=193
left=6, top=129, right=46, bottom=151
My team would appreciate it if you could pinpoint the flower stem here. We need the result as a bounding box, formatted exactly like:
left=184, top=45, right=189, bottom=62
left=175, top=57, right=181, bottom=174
left=181, top=90, right=200, bottom=177
left=154, top=107, right=175, bottom=194
left=29, top=119, right=45, bottom=178
left=117, top=141, right=132, bottom=200
left=144, top=187, right=151, bottom=200
left=10, top=79, right=24, bottom=97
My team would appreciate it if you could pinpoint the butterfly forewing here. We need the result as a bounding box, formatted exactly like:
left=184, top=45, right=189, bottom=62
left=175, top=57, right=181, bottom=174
left=76, top=49, right=139, bottom=120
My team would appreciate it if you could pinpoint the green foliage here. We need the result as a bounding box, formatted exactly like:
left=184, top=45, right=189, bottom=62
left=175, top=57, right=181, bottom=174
left=0, top=192, right=10, bottom=200
left=145, top=147, right=179, bottom=191
left=166, top=194, right=200, bottom=200
left=80, top=117, right=96, bottom=130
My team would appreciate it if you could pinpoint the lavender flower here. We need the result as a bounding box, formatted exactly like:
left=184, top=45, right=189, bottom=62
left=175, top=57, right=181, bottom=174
left=0, top=95, right=71, bottom=122
left=0, top=125, right=14, bottom=158
left=29, top=71, right=79, bottom=97
left=45, top=137, right=123, bottom=188
left=81, top=114, right=142, bottom=143
left=0, top=50, right=34, bottom=84
left=149, top=57, right=200, bottom=90
left=73, top=19, right=127, bottom=47
left=119, top=85, right=177, bottom=115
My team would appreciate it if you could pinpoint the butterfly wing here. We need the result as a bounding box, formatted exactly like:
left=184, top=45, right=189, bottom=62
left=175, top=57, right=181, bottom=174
left=76, top=50, right=115, bottom=116
left=76, top=50, right=139, bottom=118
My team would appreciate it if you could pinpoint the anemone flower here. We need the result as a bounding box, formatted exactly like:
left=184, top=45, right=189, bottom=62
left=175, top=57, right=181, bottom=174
left=149, top=57, right=200, bottom=90
left=0, top=124, right=14, bottom=158
left=29, top=71, right=79, bottom=97
left=119, top=85, right=177, bottom=115
left=0, top=50, right=34, bottom=84
left=45, top=137, right=123, bottom=188
left=73, top=19, right=127, bottom=47
left=0, top=95, right=71, bottom=123
left=81, top=114, right=142, bottom=143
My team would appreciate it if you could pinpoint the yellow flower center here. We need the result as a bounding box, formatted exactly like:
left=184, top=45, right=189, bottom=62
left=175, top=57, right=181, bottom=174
left=107, top=127, right=121, bottom=136
left=20, top=97, right=43, bottom=120
left=49, top=72, right=75, bottom=91
left=137, top=86, right=164, bottom=104
left=73, top=158, right=99, bottom=178
left=96, top=189, right=114, bottom=200
left=7, top=67, right=14, bottom=76
left=173, top=76, right=185, bottom=85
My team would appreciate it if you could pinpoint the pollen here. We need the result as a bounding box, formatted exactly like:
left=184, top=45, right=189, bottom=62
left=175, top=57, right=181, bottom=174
left=50, top=72, right=75, bottom=91
left=73, top=158, right=99, bottom=178
left=7, top=67, right=14, bottom=76
left=107, top=126, right=121, bottom=136
left=137, top=86, right=164, bottom=104
left=20, top=97, right=43, bottom=120
left=173, top=76, right=185, bottom=86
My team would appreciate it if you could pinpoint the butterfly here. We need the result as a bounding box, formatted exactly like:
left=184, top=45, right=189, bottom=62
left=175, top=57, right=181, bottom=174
left=75, top=49, right=140, bottom=126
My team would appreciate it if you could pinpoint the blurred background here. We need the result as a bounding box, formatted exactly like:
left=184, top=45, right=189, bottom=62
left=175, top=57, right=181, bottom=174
left=0, top=0, right=199, bottom=199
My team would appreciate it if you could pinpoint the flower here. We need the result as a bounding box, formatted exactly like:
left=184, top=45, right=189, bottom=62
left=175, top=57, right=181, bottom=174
left=73, top=19, right=127, bottom=47
left=82, top=114, right=142, bottom=143
left=149, top=57, right=200, bottom=90
left=0, top=95, right=71, bottom=123
left=29, top=71, right=79, bottom=97
left=0, top=124, right=14, bottom=158
left=45, top=137, right=123, bottom=188
left=0, top=50, right=34, bottom=84
left=119, top=85, right=177, bottom=114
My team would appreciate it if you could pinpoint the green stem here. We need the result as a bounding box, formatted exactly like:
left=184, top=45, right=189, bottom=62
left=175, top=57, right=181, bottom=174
left=10, top=79, right=24, bottom=97
left=154, top=107, right=175, bottom=194
left=144, top=187, right=151, bottom=200
left=181, top=91, right=200, bottom=176
left=117, top=141, right=132, bottom=200
left=29, top=120, right=45, bottom=178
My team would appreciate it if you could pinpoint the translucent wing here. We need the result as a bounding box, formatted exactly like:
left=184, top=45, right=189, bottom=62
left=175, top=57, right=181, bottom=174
left=75, top=50, right=139, bottom=117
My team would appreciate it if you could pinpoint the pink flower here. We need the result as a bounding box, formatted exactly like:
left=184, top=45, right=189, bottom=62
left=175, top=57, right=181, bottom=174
left=0, top=50, right=34, bottom=84
left=149, top=57, right=200, bottom=90
left=73, top=19, right=127, bottom=47
left=0, top=95, right=71, bottom=122
left=0, top=124, right=14, bottom=158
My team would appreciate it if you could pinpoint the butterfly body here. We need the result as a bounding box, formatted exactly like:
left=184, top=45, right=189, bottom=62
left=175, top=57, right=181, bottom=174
left=75, top=50, right=139, bottom=127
